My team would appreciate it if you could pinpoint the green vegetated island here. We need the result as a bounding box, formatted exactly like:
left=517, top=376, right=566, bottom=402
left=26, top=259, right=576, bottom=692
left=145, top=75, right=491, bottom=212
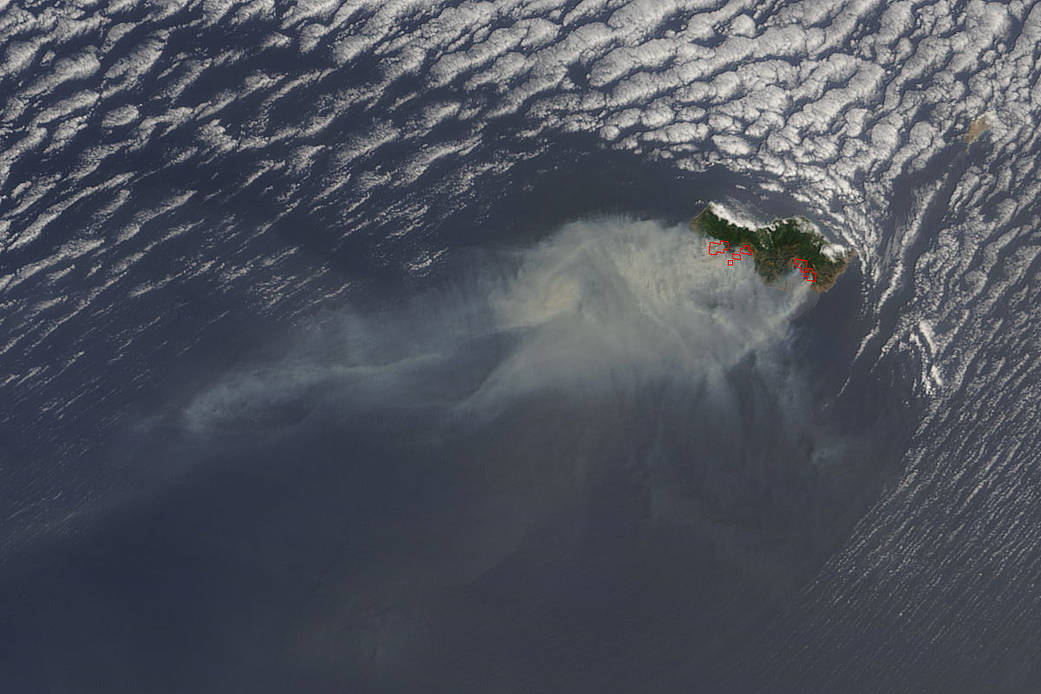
left=691, top=204, right=852, bottom=292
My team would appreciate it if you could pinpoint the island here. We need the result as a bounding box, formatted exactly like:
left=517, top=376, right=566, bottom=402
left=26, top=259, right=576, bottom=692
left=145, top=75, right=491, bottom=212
left=691, top=204, right=852, bottom=292
left=963, top=115, right=990, bottom=147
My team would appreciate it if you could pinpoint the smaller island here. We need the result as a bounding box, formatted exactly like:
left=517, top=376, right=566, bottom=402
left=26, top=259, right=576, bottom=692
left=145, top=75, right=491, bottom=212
left=963, top=115, right=990, bottom=147
left=691, top=204, right=852, bottom=292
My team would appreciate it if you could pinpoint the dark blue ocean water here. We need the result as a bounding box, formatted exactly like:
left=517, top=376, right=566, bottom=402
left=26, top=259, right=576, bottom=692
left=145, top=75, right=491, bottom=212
left=3, top=2, right=1041, bottom=692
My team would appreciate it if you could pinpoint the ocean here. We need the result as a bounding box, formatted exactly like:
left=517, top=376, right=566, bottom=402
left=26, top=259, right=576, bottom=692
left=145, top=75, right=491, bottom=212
left=2, top=1, right=1040, bottom=692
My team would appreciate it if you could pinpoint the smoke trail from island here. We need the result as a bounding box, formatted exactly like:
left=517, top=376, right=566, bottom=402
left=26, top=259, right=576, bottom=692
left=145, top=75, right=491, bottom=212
left=39, top=217, right=870, bottom=691
left=159, top=219, right=865, bottom=678
left=187, top=217, right=813, bottom=434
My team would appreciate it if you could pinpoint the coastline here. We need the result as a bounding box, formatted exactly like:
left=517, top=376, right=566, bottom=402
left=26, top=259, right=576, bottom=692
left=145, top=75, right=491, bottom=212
left=691, top=205, right=853, bottom=293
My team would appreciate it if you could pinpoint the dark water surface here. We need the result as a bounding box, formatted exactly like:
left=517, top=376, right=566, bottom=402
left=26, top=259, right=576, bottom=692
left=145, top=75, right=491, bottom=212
left=3, top=1, right=1041, bottom=692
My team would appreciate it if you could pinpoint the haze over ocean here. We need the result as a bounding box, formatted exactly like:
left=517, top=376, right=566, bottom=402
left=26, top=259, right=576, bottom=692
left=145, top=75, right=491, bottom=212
left=2, top=1, right=1041, bottom=692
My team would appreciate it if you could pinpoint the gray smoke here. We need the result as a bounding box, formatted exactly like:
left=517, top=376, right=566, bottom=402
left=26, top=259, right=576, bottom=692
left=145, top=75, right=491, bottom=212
left=162, top=218, right=856, bottom=688
left=1, top=218, right=879, bottom=693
